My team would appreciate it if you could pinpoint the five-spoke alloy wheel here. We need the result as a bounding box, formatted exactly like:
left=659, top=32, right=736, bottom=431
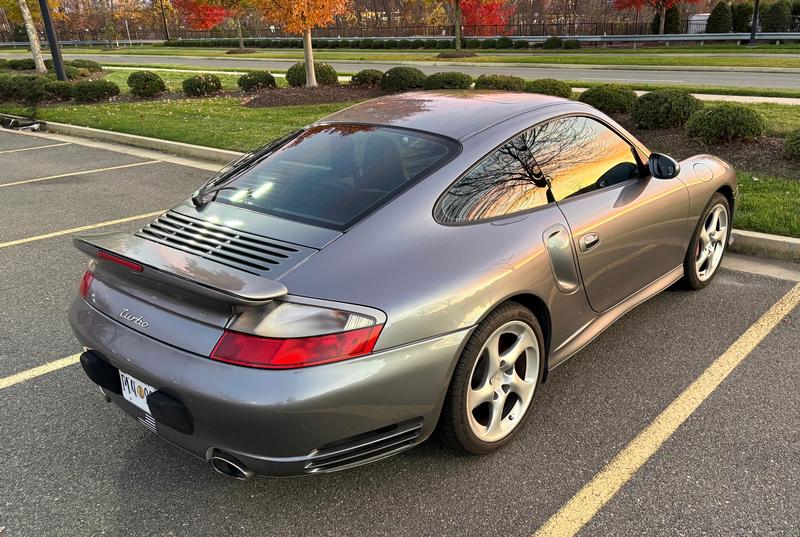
left=682, top=192, right=731, bottom=290
left=441, top=302, right=544, bottom=454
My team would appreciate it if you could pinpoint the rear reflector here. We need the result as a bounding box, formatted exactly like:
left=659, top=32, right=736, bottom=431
left=79, top=271, right=94, bottom=299
left=97, top=250, right=143, bottom=272
left=211, top=325, right=383, bottom=369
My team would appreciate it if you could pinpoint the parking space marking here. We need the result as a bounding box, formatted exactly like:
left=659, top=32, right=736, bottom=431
left=0, top=142, right=70, bottom=154
left=0, top=354, right=80, bottom=390
left=0, top=210, right=164, bottom=250
left=534, top=282, right=800, bottom=537
left=0, top=160, right=161, bottom=188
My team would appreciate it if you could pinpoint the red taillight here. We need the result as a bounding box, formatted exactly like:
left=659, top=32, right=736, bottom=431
left=97, top=251, right=143, bottom=272
left=79, top=271, right=94, bottom=298
left=210, top=325, right=383, bottom=369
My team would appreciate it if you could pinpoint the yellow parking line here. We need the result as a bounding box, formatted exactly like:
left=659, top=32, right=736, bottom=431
left=0, top=160, right=160, bottom=188
left=534, top=282, right=800, bottom=537
left=0, top=142, right=70, bottom=154
left=0, top=210, right=164, bottom=249
left=0, top=354, right=81, bottom=390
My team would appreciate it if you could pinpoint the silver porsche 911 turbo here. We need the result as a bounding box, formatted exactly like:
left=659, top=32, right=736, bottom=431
left=69, top=91, right=736, bottom=479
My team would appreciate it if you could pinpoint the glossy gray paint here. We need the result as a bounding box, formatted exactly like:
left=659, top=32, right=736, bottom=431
left=69, top=91, right=737, bottom=477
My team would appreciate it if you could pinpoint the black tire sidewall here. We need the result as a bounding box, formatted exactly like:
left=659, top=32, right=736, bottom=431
left=683, top=193, right=730, bottom=290
left=441, top=301, right=545, bottom=455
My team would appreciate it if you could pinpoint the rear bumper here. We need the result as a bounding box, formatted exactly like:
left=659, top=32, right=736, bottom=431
left=69, top=298, right=469, bottom=477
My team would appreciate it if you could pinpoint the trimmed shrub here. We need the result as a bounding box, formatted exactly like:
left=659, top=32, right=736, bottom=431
left=731, top=2, right=754, bottom=32
left=398, top=39, right=412, bottom=49
left=436, top=39, right=452, bottom=49
left=513, top=39, right=529, bottom=49
left=761, top=0, right=792, bottom=31
left=686, top=103, right=765, bottom=143
left=423, top=71, right=473, bottom=90
left=8, top=58, right=36, bottom=70
left=578, top=84, right=637, bottom=113
left=784, top=129, right=800, bottom=159
left=285, top=61, right=338, bottom=86
left=0, top=75, right=47, bottom=102
left=44, top=80, right=72, bottom=100
left=380, top=66, right=427, bottom=92
left=524, top=78, right=572, bottom=98
left=496, top=36, right=513, bottom=49
left=706, top=1, right=733, bottom=33
left=372, top=39, right=385, bottom=49
left=474, top=73, right=526, bottom=92
left=384, top=39, right=398, bottom=49
left=543, top=36, right=562, bottom=49
left=0, top=58, right=7, bottom=69
left=315, top=40, right=329, bottom=48
left=632, top=89, right=704, bottom=129
left=350, top=68, right=383, bottom=87
left=237, top=70, right=276, bottom=91
left=466, top=39, right=481, bottom=49
left=337, top=39, right=350, bottom=48
left=359, top=39, right=374, bottom=49
left=480, top=38, right=497, bottom=49
left=563, top=39, right=581, bottom=49
left=127, top=70, right=166, bottom=97
left=71, top=79, right=120, bottom=102
left=424, top=39, right=438, bottom=48
left=412, top=39, right=425, bottom=48
left=70, top=59, right=102, bottom=72
left=651, top=6, right=681, bottom=34
left=181, top=74, right=221, bottom=96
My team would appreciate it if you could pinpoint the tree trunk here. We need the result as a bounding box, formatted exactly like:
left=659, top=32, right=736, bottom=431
left=658, top=5, right=666, bottom=34
left=236, top=17, right=244, bottom=50
left=454, top=0, right=462, bottom=51
left=17, top=0, right=46, bottom=73
left=303, top=29, right=317, bottom=88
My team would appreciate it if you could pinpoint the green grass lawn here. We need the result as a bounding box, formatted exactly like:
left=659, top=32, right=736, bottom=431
left=736, top=171, right=800, bottom=237
left=103, top=68, right=243, bottom=93
left=8, top=45, right=800, bottom=68
left=1, top=97, right=352, bottom=151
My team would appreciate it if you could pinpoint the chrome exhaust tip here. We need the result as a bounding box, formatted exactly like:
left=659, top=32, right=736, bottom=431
left=208, top=452, right=254, bottom=480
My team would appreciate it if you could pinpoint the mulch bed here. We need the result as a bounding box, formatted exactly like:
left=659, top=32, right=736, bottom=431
left=242, top=85, right=384, bottom=107
left=613, top=114, right=800, bottom=178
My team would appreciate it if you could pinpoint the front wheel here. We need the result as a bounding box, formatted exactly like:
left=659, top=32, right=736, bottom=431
left=440, top=302, right=544, bottom=455
left=681, top=192, right=730, bottom=290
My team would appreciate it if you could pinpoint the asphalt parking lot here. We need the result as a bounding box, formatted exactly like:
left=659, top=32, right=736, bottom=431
left=0, top=128, right=798, bottom=537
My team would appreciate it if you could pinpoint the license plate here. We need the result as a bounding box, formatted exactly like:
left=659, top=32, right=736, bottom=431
left=119, top=371, right=155, bottom=414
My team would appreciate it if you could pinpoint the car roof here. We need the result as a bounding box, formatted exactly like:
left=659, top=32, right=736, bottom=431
left=316, top=90, right=572, bottom=141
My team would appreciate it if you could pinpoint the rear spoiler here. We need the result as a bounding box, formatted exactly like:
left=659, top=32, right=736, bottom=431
left=74, top=232, right=288, bottom=305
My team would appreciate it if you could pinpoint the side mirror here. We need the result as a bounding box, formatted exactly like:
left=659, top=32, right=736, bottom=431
left=648, top=153, right=680, bottom=179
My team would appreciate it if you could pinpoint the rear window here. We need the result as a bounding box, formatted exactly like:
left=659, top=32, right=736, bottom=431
left=215, top=124, right=458, bottom=229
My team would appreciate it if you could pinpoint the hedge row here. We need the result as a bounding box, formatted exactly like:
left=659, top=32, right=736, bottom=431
left=164, top=37, right=537, bottom=50
left=0, top=73, right=120, bottom=102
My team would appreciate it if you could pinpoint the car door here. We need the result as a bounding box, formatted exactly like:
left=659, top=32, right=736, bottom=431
left=531, top=115, right=689, bottom=312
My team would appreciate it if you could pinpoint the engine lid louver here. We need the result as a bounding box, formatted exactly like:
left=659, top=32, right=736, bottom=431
left=135, top=211, right=317, bottom=278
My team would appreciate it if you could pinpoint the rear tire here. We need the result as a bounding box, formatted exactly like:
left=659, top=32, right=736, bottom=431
left=440, top=302, right=544, bottom=455
left=681, top=192, right=730, bottom=290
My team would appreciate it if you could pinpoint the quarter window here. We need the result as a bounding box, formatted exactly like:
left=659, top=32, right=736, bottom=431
left=435, top=116, right=642, bottom=223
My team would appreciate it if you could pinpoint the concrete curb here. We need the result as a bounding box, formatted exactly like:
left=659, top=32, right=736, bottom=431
left=8, top=119, right=800, bottom=264
left=39, top=120, right=241, bottom=164
left=729, top=229, right=800, bottom=263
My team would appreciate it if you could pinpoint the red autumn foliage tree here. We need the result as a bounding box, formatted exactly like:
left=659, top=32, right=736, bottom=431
left=172, top=0, right=229, bottom=30
left=613, top=0, right=701, bottom=34
left=461, top=0, right=515, bottom=35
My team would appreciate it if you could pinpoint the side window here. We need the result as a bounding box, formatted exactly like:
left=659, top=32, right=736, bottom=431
left=435, top=130, right=550, bottom=223
left=540, top=116, right=641, bottom=201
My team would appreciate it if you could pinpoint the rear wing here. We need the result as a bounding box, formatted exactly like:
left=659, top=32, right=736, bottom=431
left=74, top=232, right=287, bottom=305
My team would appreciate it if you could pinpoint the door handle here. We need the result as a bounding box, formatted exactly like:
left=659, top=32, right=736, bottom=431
left=579, top=232, right=601, bottom=252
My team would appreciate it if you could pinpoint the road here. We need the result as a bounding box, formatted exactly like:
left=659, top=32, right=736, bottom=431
left=0, top=128, right=799, bottom=536
left=6, top=51, right=800, bottom=89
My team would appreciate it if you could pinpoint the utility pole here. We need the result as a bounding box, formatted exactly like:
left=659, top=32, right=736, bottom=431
left=159, top=0, right=171, bottom=41
left=37, top=0, right=66, bottom=80
left=749, top=0, right=761, bottom=45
